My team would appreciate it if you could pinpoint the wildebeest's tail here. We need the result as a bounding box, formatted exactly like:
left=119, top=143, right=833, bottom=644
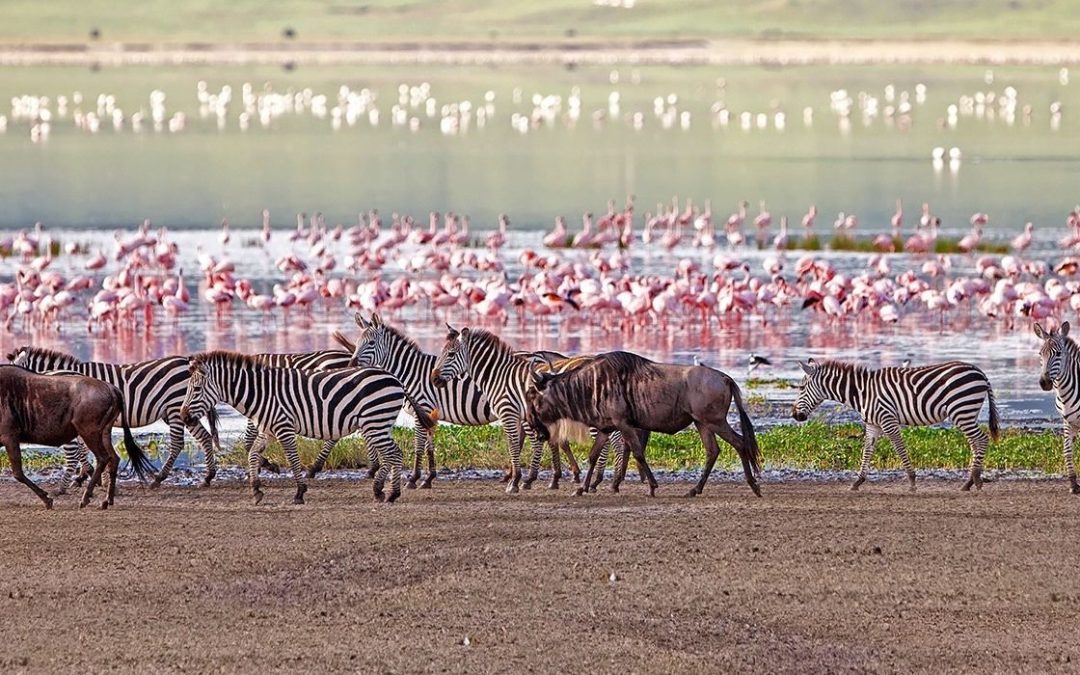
left=727, top=376, right=761, bottom=476
left=332, top=331, right=356, bottom=361
left=986, top=378, right=1001, bottom=442
left=113, top=387, right=156, bottom=481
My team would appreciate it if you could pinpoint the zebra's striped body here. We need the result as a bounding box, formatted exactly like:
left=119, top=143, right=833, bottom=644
left=432, top=325, right=624, bottom=492
left=236, top=349, right=354, bottom=477
left=1033, top=321, right=1080, bottom=493
left=179, top=351, right=414, bottom=503
left=338, top=313, right=493, bottom=488
left=793, top=358, right=1000, bottom=491
left=6, top=346, right=218, bottom=489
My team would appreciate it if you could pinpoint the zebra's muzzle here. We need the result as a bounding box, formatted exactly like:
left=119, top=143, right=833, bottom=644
left=1039, top=377, right=1053, bottom=391
left=792, top=409, right=808, bottom=422
left=431, top=371, right=447, bottom=389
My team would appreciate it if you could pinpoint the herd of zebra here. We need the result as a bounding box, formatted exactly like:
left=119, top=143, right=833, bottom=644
left=2, top=313, right=1079, bottom=509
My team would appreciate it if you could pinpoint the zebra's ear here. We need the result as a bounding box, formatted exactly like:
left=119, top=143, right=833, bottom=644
left=372, top=312, right=383, bottom=326
left=355, top=312, right=369, bottom=329
left=1063, top=321, right=1071, bottom=338
left=1034, top=323, right=1048, bottom=339
left=445, top=322, right=460, bottom=339
left=800, top=360, right=816, bottom=375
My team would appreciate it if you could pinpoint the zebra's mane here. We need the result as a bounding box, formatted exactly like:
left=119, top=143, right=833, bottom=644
left=192, top=350, right=271, bottom=371
left=382, top=323, right=427, bottom=354
left=817, top=359, right=864, bottom=374
left=9, top=345, right=80, bottom=365
left=465, top=328, right=521, bottom=360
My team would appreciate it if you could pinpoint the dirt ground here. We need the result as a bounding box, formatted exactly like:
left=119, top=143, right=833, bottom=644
left=0, top=477, right=1078, bottom=673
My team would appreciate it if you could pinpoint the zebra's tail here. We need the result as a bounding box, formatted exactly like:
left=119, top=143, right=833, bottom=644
left=987, top=382, right=1001, bottom=442
left=114, top=387, right=156, bottom=481
left=206, top=404, right=222, bottom=455
left=728, top=376, right=762, bottom=476
left=403, top=391, right=439, bottom=429
left=332, top=330, right=356, bottom=353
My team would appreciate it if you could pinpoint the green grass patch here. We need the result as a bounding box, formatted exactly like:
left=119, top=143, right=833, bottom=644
left=3, top=423, right=1066, bottom=476
left=746, top=377, right=795, bottom=390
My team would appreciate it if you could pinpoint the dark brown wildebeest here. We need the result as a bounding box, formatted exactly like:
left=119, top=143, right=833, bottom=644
left=0, top=365, right=153, bottom=509
left=524, top=351, right=762, bottom=497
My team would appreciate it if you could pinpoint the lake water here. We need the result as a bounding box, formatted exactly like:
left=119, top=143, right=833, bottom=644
left=0, top=62, right=1074, bottom=428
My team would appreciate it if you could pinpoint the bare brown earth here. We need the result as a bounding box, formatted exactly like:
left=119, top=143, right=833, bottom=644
left=4, top=39, right=1080, bottom=66
left=0, top=478, right=1078, bottom=674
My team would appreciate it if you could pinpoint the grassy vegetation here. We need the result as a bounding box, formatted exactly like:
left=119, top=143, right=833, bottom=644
left=784, top=234, right=1011, bottom=255
left=3, top=1, right=1080, bottom=44
left=746, top=377, right=795, bottom=390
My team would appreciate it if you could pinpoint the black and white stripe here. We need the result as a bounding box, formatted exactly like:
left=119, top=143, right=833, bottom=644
left=1034, top=321, right=1080, bottom=493
left=7, top=346, right=215, bottom=488
left=793, top=358, right=1000, bottom=491
left=179, top=351, right=412, bottom=503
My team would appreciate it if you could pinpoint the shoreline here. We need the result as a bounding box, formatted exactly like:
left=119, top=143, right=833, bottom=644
left=3, top=39, right=1080, bottom=67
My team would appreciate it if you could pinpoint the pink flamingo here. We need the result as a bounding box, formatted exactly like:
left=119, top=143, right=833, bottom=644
left=1011, top=222, right=1034, bottom=254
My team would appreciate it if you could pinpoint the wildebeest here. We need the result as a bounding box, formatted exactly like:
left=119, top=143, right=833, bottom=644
left=0, top=365, right=153, bottom=509
left=524, top=352, right=762, bottom=497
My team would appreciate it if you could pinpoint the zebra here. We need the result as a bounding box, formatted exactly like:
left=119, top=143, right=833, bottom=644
left=178, top=351, right=433, bottom=504
left=1033, top=321, right=1080, bottom=494
left=236, top=349, right=354, bottom=477
left=6, top=346, right=219, bottom=490
left=431, top=324, right=633, bottom=493
left=792, top=358, right=1000, bottom=491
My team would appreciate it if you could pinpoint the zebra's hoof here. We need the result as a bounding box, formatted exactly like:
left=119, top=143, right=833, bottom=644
left=373, top=490, right=385, bottom=502
left=99, top=500, right=109, bottom=510
left=547, top=482, right=559, bottom=490
left=386, top=491, right=401, bottom=503
left=506, top=484, right=519, bottom=495
left=43, top=497, right=54, bottom=510
left=253, top=491, right=264, bottom=506
left=405, top=481, right=417, bottom=490
left=522, top=481, right=533, bottom=491
left=750, top=483, right=762, bottom=498
left=79, top=498, right=89, bottom=509
left=685, top=488, right=698, bottom=498
left=1070, top=482, right=1079, bottom=495
left=149, top=479, right=162, bottom=490
left=420, top=480, right=434, bottom=490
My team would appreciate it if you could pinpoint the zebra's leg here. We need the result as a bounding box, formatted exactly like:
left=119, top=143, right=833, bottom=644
left=306, top=439, right=337, bottom=479
left=276, top=432, right=307, bottom=505
left=151, top=420, right=187, bottom=487
left=881, top=421, right=915, bottom=491
left=365, top=428, right=404, bottom=503
left=957, top=416, right=988, bottom=491
left=522, top=429, right=544, bottom=490
left=589, top=430, right=611, bottom=492
left=561, top=440, right=581, bottom=484
left=406, top=421, right=425, bottom=489
left=574, top=433, right=609, bottom=497
left=71, top=441, right=94, bottom=488
left=54, top=442, right=81, bottom=496
left=185, top=420, right=218, bottom=486
left=247, top=431, right=271, bottom=505
left=151, top=420, right=188, bottom=488
left=421, top=427, right=437, bottom=489
left=502, top=418, right=524, bottom=494
left=547, top=440, right=564, bottom=490
left=1064, top=421, right=1079, bottom=494
left=852, top=424, right=882, bottom=491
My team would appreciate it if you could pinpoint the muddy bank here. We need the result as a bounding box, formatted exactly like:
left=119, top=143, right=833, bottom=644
left=1, top=480, right=1077, bottom=673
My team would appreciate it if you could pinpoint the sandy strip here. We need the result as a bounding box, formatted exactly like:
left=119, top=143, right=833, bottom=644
left=2, top=39, right=1080, bottom=67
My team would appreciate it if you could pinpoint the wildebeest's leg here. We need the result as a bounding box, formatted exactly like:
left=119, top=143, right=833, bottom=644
left=881, top=419, right=915, bottom=491
left=1064, top=421, right=1080, bottom=494
left=852, top=424, right=881, bottom=491
left=152, top=419, right=188, bottom=487
left=307, top=439, right=338, bottom=479
left=635, top=429, right=651, bottom=483
left=421, top=427, right=437, bottom=489
left=620, top=425, right=657, bottom=496
left=712, top=418, right=762, bottom=497
left=574, top=433, right=609, bottom=497
left=82, top=427, right=120, bottom=509
left=956, top=413, right=988, bottom=492
left=4, top=439, right=52, bottom=508
left=406, top=421, right=425, bottom=489
left=547, top=439, right=565, bottom=490
left=77, top=434, right=111, bottom=509
left=185, top=420, right=219, bottom=486
left=561, top=440, right=581, bottom=484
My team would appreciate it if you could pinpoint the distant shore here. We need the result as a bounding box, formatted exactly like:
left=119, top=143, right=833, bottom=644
left=3, top=39, right=1080, bottom=67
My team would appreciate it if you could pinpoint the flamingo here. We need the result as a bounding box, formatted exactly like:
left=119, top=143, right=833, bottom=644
left=1011, top=222, right=1034, bottom=254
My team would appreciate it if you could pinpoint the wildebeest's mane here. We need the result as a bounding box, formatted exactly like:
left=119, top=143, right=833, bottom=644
left=600, top=351, right=663, bottom=379
left=6, top=345, right=79, bottom=364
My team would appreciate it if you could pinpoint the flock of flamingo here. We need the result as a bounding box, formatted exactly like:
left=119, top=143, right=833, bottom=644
left=2, top=196, right=1079, bottom=335
left=2, top=67, right=1070, bottom=146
